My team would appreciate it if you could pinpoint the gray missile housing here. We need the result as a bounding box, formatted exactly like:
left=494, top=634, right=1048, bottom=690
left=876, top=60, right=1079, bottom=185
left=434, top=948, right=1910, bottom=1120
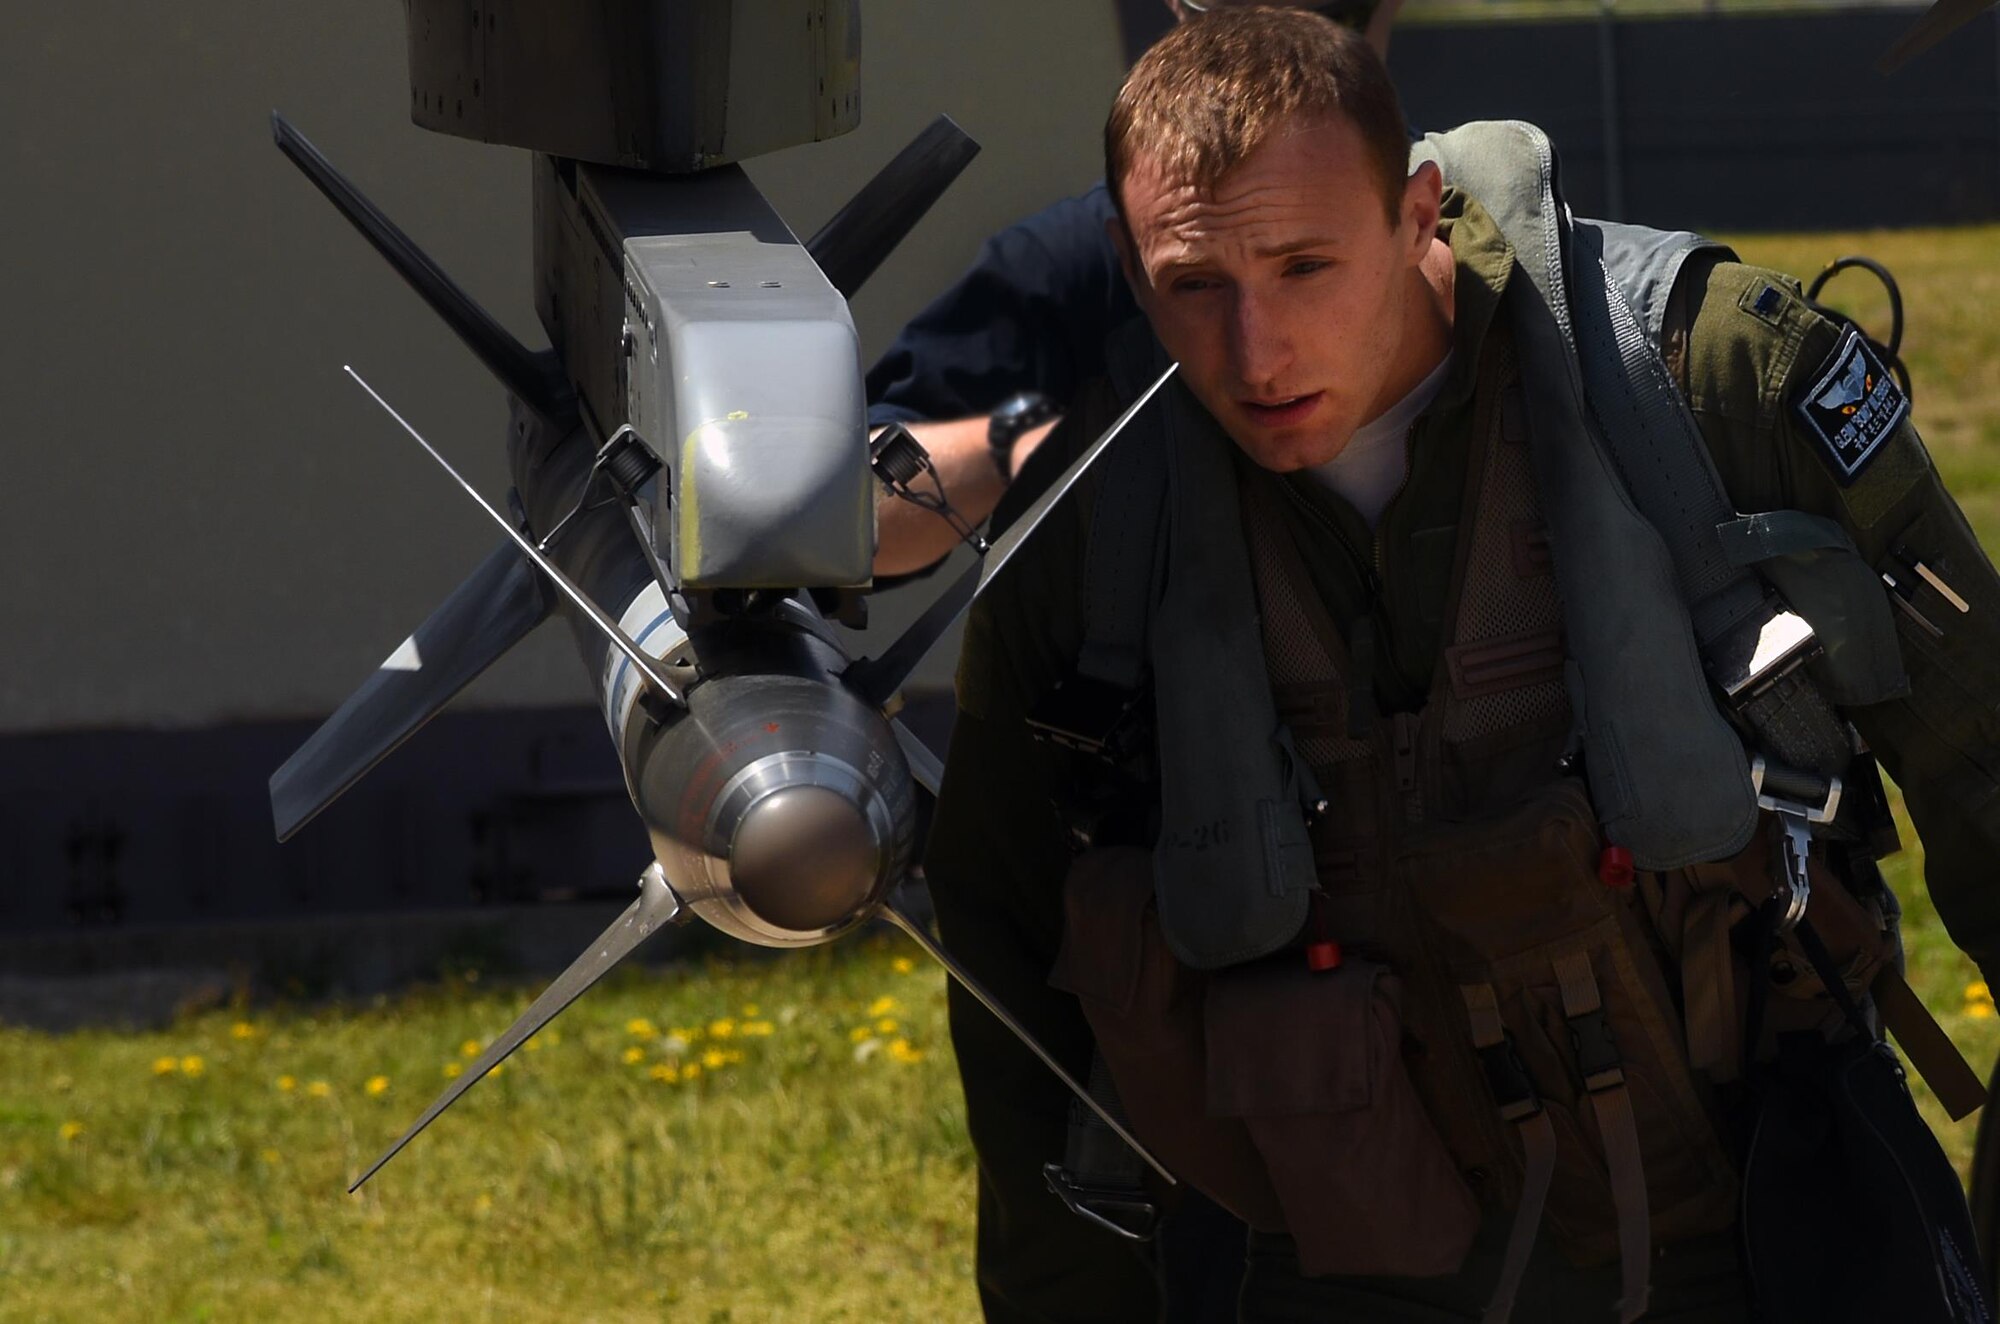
left=533, top=156, right=873, bottom=590
left=407, top=0, right=862, bottom=171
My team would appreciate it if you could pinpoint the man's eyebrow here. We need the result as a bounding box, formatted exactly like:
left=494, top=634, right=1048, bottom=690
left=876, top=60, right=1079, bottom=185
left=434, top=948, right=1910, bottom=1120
left=1254, top=237, right=1340, bottom=258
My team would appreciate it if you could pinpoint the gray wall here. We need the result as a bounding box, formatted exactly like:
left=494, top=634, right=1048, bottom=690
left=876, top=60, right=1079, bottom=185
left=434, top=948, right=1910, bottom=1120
left=0, top=2, right=1126, bottom=736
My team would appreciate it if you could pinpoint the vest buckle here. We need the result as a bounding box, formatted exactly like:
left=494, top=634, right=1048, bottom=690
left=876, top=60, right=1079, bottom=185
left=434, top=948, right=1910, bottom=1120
left=1751, top=754, right=1844, bottom=934
left=1040, top=1163, right=1160, bottom=1242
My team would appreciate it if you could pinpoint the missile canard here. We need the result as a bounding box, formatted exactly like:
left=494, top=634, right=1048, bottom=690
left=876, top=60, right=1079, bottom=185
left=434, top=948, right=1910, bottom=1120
left=406, top=0, right=862, bottom=172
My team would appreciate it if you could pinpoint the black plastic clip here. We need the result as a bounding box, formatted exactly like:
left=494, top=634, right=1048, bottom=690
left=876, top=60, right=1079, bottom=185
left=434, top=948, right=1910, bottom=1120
left=1476, top=1033, right=1543, bottom=1122
left=1567, top=1008, right=1624, bottom=1092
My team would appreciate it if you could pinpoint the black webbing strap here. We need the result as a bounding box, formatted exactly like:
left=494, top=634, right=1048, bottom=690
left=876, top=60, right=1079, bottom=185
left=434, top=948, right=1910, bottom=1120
left=1043, top=1048, right=1160, bottom=1242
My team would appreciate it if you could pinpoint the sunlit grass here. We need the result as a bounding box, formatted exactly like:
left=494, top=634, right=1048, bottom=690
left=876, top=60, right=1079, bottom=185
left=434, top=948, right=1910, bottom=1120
left=0, top=936, right=975, bottom=1322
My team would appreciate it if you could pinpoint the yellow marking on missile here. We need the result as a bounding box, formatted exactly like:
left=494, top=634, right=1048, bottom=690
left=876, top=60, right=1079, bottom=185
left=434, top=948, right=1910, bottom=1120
left=727, top=410, right=749, bottom=421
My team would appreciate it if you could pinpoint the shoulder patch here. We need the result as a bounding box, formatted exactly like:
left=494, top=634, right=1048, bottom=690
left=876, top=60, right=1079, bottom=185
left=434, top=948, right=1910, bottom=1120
left=1792, top=329, right=1908, bottom=486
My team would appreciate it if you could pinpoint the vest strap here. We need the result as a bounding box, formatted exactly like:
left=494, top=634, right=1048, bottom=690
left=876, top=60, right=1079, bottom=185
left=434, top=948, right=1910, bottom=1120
left=1681, top=890, right=1743, bottom=1083
left=1874, top=965, right=1989, bottom=1122
left=1553, top=951, right=1652, bottom=1324
left=1463, top=981, right=1556, bottom=1324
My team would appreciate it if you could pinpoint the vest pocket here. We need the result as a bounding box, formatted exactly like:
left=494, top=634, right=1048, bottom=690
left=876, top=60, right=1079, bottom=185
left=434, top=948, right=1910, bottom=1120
left=1203, top=958, right=1481, bottom=1278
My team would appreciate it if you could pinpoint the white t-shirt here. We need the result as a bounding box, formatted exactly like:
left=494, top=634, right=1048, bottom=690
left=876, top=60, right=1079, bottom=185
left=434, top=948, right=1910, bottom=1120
left=1300, top=351, right=1455, bottom=530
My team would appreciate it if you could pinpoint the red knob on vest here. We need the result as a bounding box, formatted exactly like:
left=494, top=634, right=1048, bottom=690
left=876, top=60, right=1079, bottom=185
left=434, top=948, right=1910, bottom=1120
left=1598, top=844, right=1636, bottom=889
left=1306, top=940, right=1343, bottom=972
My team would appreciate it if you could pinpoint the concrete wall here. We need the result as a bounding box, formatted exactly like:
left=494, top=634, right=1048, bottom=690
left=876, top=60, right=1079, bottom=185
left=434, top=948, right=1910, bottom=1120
left=0, top=2, right=1125, bottom=736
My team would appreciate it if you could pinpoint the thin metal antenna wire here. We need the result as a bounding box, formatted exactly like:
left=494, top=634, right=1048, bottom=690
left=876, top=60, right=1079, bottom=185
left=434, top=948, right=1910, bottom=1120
left=344, top=366, right=684, bottom=708
left=883, top=891, right=1176, bottom=1185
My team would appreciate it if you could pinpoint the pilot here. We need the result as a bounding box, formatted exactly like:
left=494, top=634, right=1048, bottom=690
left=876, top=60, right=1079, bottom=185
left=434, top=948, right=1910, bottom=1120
left=868, top=0, right=1402, bottom=577
left=927, top=9, right=1999, bottom=1323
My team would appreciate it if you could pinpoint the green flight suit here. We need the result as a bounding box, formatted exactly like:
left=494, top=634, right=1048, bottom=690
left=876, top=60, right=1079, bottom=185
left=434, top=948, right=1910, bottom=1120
left=924, top=189, right=2000, bottom=1322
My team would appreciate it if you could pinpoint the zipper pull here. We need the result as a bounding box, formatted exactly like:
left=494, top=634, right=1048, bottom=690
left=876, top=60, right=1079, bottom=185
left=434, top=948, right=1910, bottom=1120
left=1391, top=711, right=1422, bottom=822
left=1347, top=615, right=1378, bottom=739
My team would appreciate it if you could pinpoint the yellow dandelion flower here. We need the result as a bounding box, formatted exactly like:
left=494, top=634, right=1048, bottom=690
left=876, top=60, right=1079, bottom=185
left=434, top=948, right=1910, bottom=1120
left=741, top=1020, right=775, bottom=1037
left=365, top=1076, right=390, bottom=1097
left=179, top=1056, right=205, bottom=1078
left=442, top=1063, right=464, bottom=1079
left=276, top=1075, right=297, bottom=1092
left=57, top=1121, right=84, bottom=1143
left=524, top=1037, right=541, bottom=1054
left=849, top=1025, right=872, bottom=1043
left=876, top=1018, right=900, bottom=1035
left=708, top=1018, right=736, bottom=1039
left=485, top=1063, right=505, bottom=1079
left=231, top=1021, right=256, bottom=1040
left=741, top=1004, right=760, bottom=1017
left=888, top=1039, right=925, bottom=1065
left=625, top=1018, right=658, bottom=1038
left=1967, top=981, right=1992, bottom=1004
left=892, top=957, right=915, bottom=975
left=259, top=1148, right=280, bottom=1165
left=702, top=1048, right=729, bottom=1070
left=152, top=1056, right=179, bottom=1076
left=460, top=1039, right=481, bottom=1058
left=649, top=1063, right=679, bottom=1084
left=306, top=1080, right=331, bottom=1098
left=683, top=1062, right=703, bottom=1080
left=867, top=996, right=898, bottom=1018
left=723, top=1049, right=744, bottom=1065
left=1970, top=1003, right=1996, bottom=1021
left=622, top=1046, right=646, bottom=1065
left=473, top=1191, right=493, bottom=1215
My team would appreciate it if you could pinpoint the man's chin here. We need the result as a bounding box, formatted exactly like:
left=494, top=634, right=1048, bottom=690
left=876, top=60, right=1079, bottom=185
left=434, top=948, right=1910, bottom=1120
left=1224, top=423, right=1349, bottom=474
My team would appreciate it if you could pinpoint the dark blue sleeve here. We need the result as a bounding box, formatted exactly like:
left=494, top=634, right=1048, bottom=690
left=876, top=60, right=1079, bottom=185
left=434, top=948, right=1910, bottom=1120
left=865, top=183, right=1140, bottom=427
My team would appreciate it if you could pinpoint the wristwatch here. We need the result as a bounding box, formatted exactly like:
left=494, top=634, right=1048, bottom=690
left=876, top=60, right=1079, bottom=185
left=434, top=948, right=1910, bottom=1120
left=987, top=391, right=1061, bottom=482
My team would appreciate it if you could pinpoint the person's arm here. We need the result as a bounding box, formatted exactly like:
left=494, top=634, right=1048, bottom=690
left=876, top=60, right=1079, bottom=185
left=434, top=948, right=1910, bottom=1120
left=873, top=416, right=1059, bottom=577
left=867, top=189, right=1132, bottom=576
left=1690, top=261, right=2000, bottom=984
left=921, top=385, right=1161, bottom=1320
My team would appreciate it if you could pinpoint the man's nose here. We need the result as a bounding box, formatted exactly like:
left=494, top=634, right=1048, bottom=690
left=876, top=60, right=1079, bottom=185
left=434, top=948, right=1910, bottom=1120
left=1228, top=290, right=1291, bottom=390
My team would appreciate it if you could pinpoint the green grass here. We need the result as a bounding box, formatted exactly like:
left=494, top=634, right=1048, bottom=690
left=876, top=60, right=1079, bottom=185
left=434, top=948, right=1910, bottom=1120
left=3, top=225, right=1999, bottom=1321
left=0, top=939, right=979, bottom=1322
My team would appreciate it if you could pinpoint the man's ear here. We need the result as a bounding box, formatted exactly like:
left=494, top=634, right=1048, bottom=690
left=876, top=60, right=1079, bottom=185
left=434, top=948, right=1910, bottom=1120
left=1401, top=160, right=1444, bottom=263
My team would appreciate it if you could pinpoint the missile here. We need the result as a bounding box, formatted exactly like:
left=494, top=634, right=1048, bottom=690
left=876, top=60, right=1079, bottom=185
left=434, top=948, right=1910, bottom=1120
left=263, top=115, right=1180, bottom=1194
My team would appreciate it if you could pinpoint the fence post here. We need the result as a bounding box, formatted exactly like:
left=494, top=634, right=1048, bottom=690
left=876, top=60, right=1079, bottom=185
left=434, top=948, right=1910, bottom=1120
left=1598, top=0, right=1626, bottom=221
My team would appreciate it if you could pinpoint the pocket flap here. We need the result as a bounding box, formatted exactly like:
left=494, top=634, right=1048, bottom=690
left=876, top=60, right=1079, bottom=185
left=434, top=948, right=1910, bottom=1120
left=1205, top=959, right=1390, bottom=1116
left=1049, top=846, right=1154, bottom=1013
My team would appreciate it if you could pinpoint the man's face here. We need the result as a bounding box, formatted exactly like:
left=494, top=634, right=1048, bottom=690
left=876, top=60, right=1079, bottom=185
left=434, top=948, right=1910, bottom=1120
left=1115, top=114, right=1436, bottom=472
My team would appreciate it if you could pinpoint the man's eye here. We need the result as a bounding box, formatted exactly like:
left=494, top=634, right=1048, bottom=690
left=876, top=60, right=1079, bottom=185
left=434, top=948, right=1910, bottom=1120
left=1171, top=276, right=1219, bottom=293
left=1285, top=259, right=1330, bottom=277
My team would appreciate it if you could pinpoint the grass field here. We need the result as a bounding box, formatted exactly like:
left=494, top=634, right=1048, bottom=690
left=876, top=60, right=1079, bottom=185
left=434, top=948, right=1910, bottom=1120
left=3, top=225, right=1998, bottom=1322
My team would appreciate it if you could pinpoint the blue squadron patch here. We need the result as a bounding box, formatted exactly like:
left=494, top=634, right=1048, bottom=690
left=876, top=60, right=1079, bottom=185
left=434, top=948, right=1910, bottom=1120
left=1793, top=329, right=1909, bottom=485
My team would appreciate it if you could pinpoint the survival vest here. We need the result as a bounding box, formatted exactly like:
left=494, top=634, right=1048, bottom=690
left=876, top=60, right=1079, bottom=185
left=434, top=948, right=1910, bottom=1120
left=1037, top=122, right=1983, bottom=1323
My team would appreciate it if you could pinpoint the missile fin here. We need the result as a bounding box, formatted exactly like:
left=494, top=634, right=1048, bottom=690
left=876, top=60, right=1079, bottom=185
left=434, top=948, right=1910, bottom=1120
left=807, top=115, right=980, bottom=299
left=345, top=368, right=687, bottom=710
left=845, top=364, right=1178, bottom=707
left=270, top=538, right=553, bottom=841
left=349, top=865, right=686, bottom=1193
left=882, top=885, right=1175, bottom=1186
left=271, top=112, right=576, bottom=428
left=891, top=718, right=944, bottom=800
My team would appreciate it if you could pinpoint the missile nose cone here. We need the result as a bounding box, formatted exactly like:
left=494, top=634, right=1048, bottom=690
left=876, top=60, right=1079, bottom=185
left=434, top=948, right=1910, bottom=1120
left=728, top=784, right=883, bottom=932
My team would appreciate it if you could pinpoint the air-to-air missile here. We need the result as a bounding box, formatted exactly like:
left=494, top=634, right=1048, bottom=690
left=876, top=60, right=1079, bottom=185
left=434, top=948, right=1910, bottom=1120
left=267, top=0, right=1176, bottom=1194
